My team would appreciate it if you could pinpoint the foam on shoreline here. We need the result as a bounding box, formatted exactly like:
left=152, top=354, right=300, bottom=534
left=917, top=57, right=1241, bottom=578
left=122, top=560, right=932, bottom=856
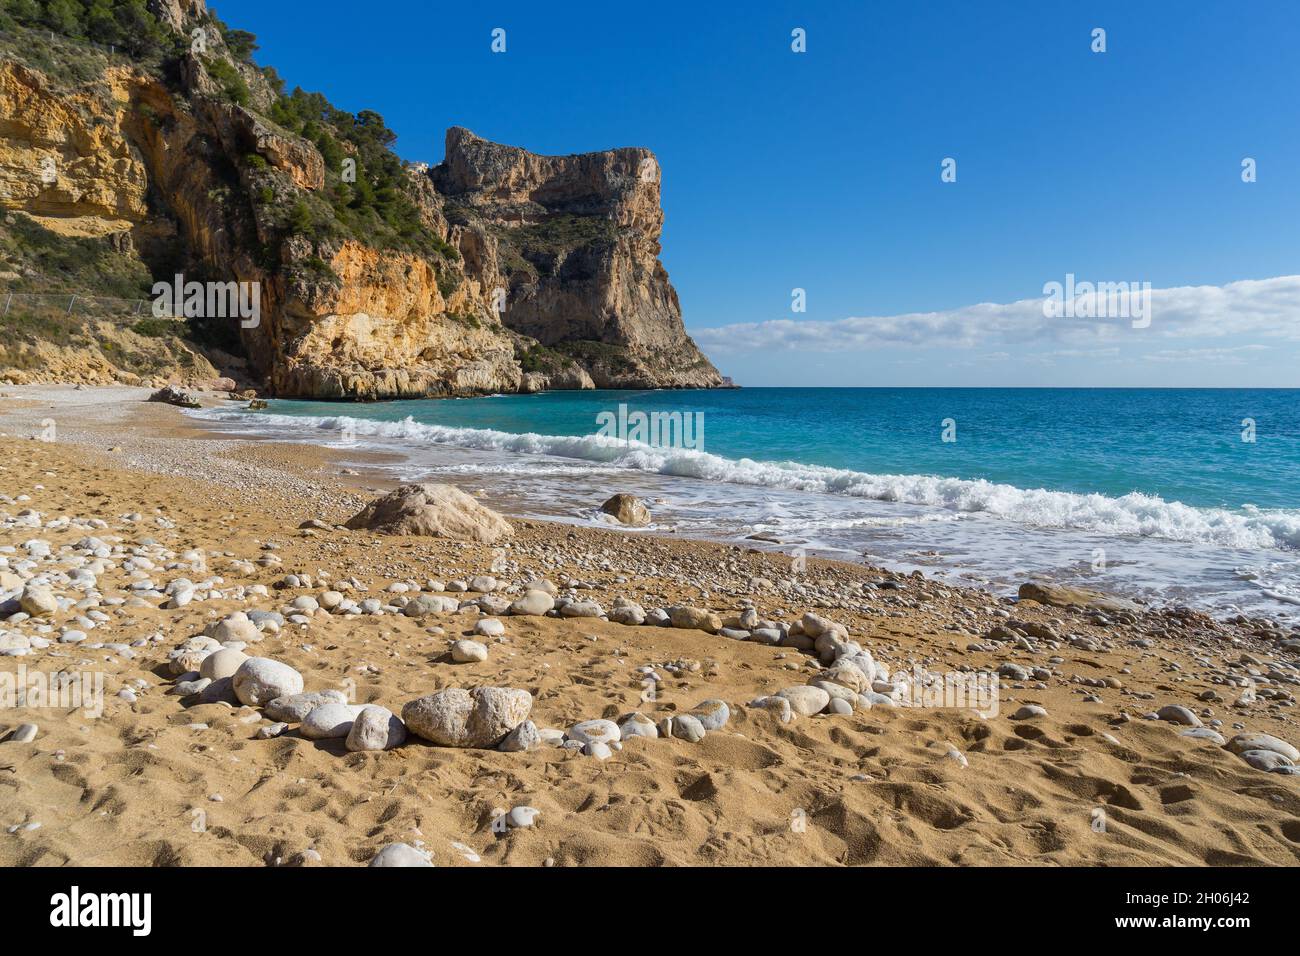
left=194, top=407, right=1300, bottom=553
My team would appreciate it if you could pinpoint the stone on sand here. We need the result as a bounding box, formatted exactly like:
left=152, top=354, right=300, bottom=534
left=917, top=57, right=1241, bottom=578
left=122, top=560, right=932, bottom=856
left=232, top=657, right=304, bottom=707
left=369, top=843, right=433, bottom=867
left=265, top=689, right=348, bottom=723
left=1156, top=704, right=1202, bottom=727
left=1011, top=705, right=1048, bottom=720
left=664, top=713, right=706, bottom=742
left=19, top=584, right=57, bottom=617
left=473, top=618, right=504, bottom=637
left=344, top=483, right=513, bottom=544
left=199, top=647, right=248, bottom=681
left=301, top=702, right=361, bottom=740
left=1238, top=750, right=1294, bottom=772
left=777, top=685, right=831, bottom=716
left=1225, top=733, right=1298, bottom=763
left=688, top=699, right=730, bottom=731
left=346, top=705, right=407, bottom=752
left=618, top=712, right=658, bottom=740
left=402, top=686, right=532, bottom=748
left=404, top=594, right=458, bottom=616
left=451, top=639, right=488, bottom=663
left=508, top=590, right=554, bottom=616
left=567, top=718, right=621, bottom=746
left=205, top=611, right=260, bottom=644
left=667, top=605, right=721, bottom=633
left=583, top=740, right=613, bottom=759
left=498, top=720, right=540, bottom=752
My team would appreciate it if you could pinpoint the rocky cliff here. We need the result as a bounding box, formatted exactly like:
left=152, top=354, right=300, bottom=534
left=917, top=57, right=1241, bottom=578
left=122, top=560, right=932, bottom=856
left=0, top=0, right=725, bottom=397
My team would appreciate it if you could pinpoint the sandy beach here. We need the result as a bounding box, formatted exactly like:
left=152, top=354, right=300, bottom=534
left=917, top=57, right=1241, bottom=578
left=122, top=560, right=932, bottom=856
left=0, top=386, right=1297, bottom=867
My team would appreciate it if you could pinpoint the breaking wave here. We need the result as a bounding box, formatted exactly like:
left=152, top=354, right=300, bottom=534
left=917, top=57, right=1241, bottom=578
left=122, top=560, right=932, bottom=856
left=193, top=407, right=1300, bottom=552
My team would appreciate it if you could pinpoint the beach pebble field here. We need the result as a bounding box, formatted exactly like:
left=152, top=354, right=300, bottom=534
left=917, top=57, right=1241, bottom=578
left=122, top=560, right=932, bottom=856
left=0, top=387, right=1297, bottom=867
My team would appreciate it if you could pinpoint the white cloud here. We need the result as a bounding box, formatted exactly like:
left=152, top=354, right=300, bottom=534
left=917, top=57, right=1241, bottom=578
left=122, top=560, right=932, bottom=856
left=1144, top=345, right=1270, bottom=364
left=694, top=275, right=1300, bottom=353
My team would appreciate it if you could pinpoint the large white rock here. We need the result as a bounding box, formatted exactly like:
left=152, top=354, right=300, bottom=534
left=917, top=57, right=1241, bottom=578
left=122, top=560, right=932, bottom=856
left=619, top=712, right=659, bottom=740
left=19, top=584, right=58, bottom=617
left=265, top=689, right=348, bottom=723
left=369, top=843, right=433, bottom=867
left=1226, top=733, right=1298, bottom=762
left=346, top=705, right=407, bottom=752
left=509, top=590, right=555, bottom=616
left=777, top=686, right=831, bottom=716
left=402, top=687, right=532, bottom=748
left=664, top=714, right=706, bottom=742
left=233, top=658, right=304, bottom=707
left=688, top=699, right=730, bottom=731
left=451, top=640, right=488, bottom=663
left=567, top=719, right=621, bottom=746
left=301, top=702, right=361, bottom=740
left=344, top=483, right=513, bottom=544
left=498, top=720, right=540, bottom=752
left=205, top=611, right=260, bottom=644
left=199, top=648, right=249, bottom=681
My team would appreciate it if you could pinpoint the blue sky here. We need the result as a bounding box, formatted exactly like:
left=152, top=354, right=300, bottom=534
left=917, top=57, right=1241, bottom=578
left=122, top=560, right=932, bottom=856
left=214, top=0, right=1300, bottom=386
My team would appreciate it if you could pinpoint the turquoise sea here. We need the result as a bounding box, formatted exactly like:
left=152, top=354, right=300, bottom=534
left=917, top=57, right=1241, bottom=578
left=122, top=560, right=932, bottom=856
left=196, top=388, right=1300, bottom=620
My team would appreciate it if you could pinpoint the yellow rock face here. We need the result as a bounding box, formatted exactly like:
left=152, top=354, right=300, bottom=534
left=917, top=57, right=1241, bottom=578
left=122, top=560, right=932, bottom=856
left=0, top=63, right=148, bottom=229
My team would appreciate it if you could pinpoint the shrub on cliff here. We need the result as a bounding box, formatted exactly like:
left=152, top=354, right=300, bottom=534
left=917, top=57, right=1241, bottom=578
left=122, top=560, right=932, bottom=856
left=1, top=0, right=174, bottom=61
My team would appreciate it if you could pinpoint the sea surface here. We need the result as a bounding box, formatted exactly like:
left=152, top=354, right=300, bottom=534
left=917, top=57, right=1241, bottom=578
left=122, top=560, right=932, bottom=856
left=192, top=388, right=1300, bottom=622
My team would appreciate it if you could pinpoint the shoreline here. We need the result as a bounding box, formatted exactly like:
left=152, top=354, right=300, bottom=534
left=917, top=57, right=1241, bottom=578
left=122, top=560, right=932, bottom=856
left=0, top=385, right=1297, bottom=867
left=189, top=390, right=1300, bottom=625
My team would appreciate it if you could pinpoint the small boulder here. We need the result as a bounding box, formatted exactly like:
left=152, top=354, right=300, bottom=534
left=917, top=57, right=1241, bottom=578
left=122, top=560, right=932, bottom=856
left=451, top=639, right=488, bottom=663
left=199, top=648, right=248, bottom=681
left=148, top=384, right=201, bottom=408
left=369, top=843, right=433, bottom=867
left=232, top=658, right=304, bottom=707
left=599, top=493, right=651, bottom=527
left=667, top=605, right=721, bottom=633
left=567, top=719, right=621, bottom=746
left=777, top=686, right=831, bottom=717
left=346, top=706, right=406, bottom=752
left=402, top=686, right=532, bottom=748
left=301, top=702, right=360, bottom=740
left=344, top=483, right=513, bottom=544
left=265, top=689, right=348, bottom=723
left=509, top=590, right=555, bottom=616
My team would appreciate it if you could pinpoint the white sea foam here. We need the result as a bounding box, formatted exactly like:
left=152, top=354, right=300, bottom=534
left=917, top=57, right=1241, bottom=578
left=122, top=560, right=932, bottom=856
left=194, top=407, right=1300, bottom=553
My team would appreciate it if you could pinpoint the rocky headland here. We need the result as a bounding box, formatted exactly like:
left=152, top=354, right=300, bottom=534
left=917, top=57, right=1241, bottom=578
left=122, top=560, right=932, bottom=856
left=0, top=1, right=724, bottom=398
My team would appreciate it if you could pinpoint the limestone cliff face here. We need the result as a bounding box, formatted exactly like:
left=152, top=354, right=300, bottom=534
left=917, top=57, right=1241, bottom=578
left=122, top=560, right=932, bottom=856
left=0, top=63, right=149, bottom=237
left=434, top=128, right=724, bottom=389
left=0, top=5, right=725, bottom=398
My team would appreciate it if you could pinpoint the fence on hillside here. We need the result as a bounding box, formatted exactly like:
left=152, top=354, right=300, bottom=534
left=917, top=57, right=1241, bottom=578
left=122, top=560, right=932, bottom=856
left=0, top=291, right=193, bottom=332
